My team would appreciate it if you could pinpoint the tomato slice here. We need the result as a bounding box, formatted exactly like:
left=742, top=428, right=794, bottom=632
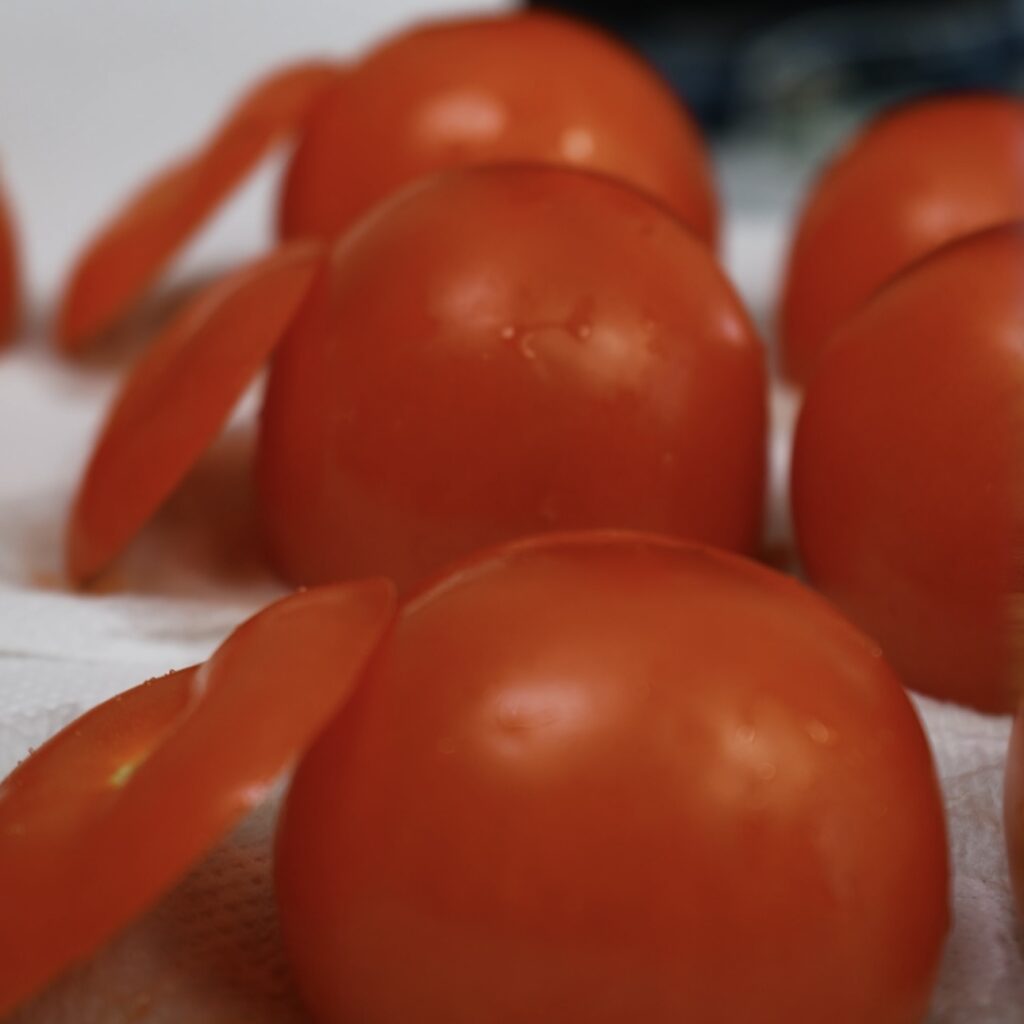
left=276, top=530, right=948, bottom=1024
left=0, top=174, right=18, bottom=346
left=0, top=578, right=396, bottom=1017
left=1008, top=707, right=1024, bottom=922
left=66, top=241, right=324, bottom=585
left=55, top=60, right=341, bottom=351
left=780, top=94, right=1024, bottom=385
left=259, top=164, right=764, bottom=591
left=791, top=222, right=1024, bottom=712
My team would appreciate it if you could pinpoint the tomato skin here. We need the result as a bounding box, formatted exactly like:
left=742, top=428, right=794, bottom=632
left=66, top=242, right=324, bottom=584
left=781, top=94, right=1024, bottom=385
left=0, top=175, right=18, bottom=345
left=279, top=12, right=716, bottom=246
left=258, top=165, right=765, bottom=590
left=276, top=531, right=948, bottom=1024
left=792, top=223, right=1024, bottom=713
left=0, top=580, right=396, bottom=1016
left=56, top=63, right=338, bottom=351
left=1007, top=709, right=1024, bottom=922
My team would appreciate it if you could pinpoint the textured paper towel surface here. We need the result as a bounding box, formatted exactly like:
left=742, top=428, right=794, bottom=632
left=0, top=3, right=1021, bottom=1019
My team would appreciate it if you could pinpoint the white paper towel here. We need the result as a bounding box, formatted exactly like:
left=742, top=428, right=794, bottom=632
left=0, top=2, right=1021, bottom=1019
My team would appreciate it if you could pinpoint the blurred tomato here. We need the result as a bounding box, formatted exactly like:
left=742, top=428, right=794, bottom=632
left=1007, top=708, right=1024, bottom=921
left=276, top=531, right=949, bottom=1024
left=0, top=174, right=18, bottom=344
left=780, top=94, right=1024, bottom=384
left=280, top=12, right=716, bottom=246
left=792, top=223, right=1024, bottom=712
left=258, top=165, right=766, bottom=590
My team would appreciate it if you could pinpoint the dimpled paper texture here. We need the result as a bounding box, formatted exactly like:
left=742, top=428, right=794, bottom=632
left=0, top=3, right=1022, bottom=1019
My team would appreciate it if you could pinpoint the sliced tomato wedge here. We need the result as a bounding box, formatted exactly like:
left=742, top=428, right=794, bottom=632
left=0, top=174, right=18, bottom=346
left=56, top=60, right=341, bottom=351
left=0, top=578, right=396, bottom=1017
left=66, top=240, right=324, bottom=585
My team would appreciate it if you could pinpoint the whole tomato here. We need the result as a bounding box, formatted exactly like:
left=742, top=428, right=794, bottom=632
left=279, top=11, right=717, bottom=246
left=792, top=222, right=1024, bottom=713
left=275, top=531, right=949, bottom=1024
left=0, top=580, right=396, bottom=1017
left=780, top=94, right=1024, bottom=384
left=1007, top=708, right=1024, bottom=922
left=258, top=165, right=766, bottom=590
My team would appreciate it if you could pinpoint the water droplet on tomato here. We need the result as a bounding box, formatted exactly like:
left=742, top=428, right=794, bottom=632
left=806, top=720, right=838, bottom=747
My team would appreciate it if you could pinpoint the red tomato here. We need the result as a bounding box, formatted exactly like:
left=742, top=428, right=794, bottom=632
left=56, top=11, right=715, bottom=352
left=0, top=173, right=18, bottom=345
left=276, top=531, right=949, bottom=1024
left=0, top=580, right=395, bottom=1016
left=258, top=165, right=766, bottom=590
left=56, top=63, right=338, bottom=350
left=1007, top=708, right=1024, bottom=922
left=279, top=11, right=716, bottom=246
left=780, top=94, right=1024, bottom=385
left=792, top=223, right=1024, bottom=712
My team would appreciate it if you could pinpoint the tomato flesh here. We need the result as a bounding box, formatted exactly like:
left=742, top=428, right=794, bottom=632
left=259, top=165, right=765, bottom=590
left=781, top=94, right=1024, bottom=384
left=792, top=222, right=1024, bottom=712
left=276, top=531, right=949, bottom=1024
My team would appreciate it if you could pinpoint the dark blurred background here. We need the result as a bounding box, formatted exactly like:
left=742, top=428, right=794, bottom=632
left=530, top=0, right=1024, bottom=132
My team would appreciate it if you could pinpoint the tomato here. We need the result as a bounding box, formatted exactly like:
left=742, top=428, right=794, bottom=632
left=1007, top=708, right=1024, bottom=922
left=279, top=11, right=716, bottom=247
left=276, top=530, right=949, bottom=1024
left=0, top=173, right=18, bottom=345
left=56, top=63, right=339, bottom=350
left=0, top=579, right=396, bottom=1016
left=66, top=241, right=323, bottom=584
left=792, top=222, right=1024, bottom=712
left=258, top=165, right=766, bottom=590
left=780, top=94, right=1024, bottom=385
left=57, top=11, right=715, bottom=352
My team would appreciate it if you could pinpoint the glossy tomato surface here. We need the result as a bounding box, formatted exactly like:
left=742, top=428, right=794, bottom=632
left=276, top=531, right=949, bottom=1024
left=792, top=223, right=1024, bottom=713
left=0, top=174, right=18, bottom=344
left=259, top=166, right=765, bottom=590
left=780, top=94, right=1024, bottom=384
left=1007, top=708, right=1024, bottom=921
left=279, top=12, right=716, bottom=246
left=65, top=242, right=323, bottom=584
